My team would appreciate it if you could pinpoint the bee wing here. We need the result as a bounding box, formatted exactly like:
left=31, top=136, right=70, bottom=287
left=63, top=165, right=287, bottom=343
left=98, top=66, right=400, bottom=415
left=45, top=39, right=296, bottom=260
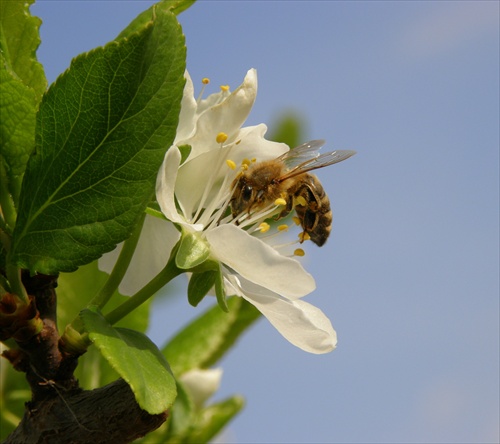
left=277, top=140, right=356, bottom=182
left=277, top=139, right=327, bottom=168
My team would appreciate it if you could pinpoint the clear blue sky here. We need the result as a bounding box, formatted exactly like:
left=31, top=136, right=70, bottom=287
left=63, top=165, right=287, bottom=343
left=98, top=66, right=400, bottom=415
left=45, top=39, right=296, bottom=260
left=32, top=1, right=499, bottom=443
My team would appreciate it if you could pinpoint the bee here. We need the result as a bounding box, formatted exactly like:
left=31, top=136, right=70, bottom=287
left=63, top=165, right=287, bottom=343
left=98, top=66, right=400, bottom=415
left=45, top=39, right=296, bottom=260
left=230, top=140, right=356, bottom=246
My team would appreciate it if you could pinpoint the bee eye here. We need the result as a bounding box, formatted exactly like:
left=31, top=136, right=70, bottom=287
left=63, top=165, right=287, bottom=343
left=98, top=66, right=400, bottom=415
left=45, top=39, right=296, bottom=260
left=242, top=185, right=253, bottom=202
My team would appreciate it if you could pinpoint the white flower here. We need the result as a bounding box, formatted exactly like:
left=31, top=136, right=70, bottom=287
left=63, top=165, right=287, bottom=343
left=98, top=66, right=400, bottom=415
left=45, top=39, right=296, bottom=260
left=100, top=69, right=337, bottom=354
left=179, top=368, right=223, bottom=409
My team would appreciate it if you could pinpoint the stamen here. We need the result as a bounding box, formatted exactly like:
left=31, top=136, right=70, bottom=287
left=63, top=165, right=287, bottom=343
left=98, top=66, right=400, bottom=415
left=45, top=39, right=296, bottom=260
left=216, top=132, right=228, bottom=144
left=292, top=216, right=301, bottom=226
left=298, top=232, right=311, bottom=243
left=226, top=159, right=237, bottom=170
left=274, top=197, right=287, bottom=206
left=196, top=77, right=210, bottom=103
left=277, top=224, right=289, bottom=232
left=258, top=222, right=271, bottom=233
left=294, top=248, right=305, bottom=257
left=295, top=196, right=307, bottom=207
left=220, top=85, right=230, bottom=92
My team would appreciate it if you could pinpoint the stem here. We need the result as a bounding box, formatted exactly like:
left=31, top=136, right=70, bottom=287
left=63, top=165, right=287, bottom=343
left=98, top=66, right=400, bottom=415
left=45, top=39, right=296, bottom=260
left=5, top=263, right=28, bottom=304
left=0, top=163, right=17, bottom=233
left=90, top=212, right=146, bottom=310
left=104, top=242, right=182, bottom=326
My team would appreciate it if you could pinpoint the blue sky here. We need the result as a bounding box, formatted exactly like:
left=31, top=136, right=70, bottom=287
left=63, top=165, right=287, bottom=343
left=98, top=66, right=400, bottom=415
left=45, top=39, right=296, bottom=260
left=32, top=1, right=499, bottom=443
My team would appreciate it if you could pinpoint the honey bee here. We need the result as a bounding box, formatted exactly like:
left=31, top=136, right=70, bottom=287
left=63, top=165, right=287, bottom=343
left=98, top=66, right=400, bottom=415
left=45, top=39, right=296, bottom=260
left=230, top=140, right=356, bottom=246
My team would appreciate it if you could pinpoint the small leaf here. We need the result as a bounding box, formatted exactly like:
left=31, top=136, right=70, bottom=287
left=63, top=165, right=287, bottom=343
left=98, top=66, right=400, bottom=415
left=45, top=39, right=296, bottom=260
left=81, top=307, right=177, bottom=414
left=188, top=271, right=216, bottom=307
left=176, top=232, right=210, bottom=269
left=0, top=0, right=47, bottom=99
left=163, top=297, right=260, bottom=376
left=116, top=0, right=196, bottom=41
left=10, top=9, right=186, bottom=274
left=0, top=0, right=46, bottom=204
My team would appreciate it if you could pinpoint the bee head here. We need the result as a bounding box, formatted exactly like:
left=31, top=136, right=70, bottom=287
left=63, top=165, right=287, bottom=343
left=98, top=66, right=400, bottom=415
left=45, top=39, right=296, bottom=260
left=230, top=176, right=256, bottom=217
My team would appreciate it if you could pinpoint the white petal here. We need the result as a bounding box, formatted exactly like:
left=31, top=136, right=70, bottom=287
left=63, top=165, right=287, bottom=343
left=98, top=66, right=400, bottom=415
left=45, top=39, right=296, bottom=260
left=185, top=69, right=258, bottom=157
left=231, top=124, right=289, bottom=164
left=98, top=215, right=180, bottom=295
left=157, top=146, right=184, bottom=224
left=239, top=285, right=337, bottom=354
left=206, top=224, right=315, bottom=299
left=175, top=71, right=197, bottom=143
left=175, top=145, right=235, bottom=219
left=179, top=368, right=223, bottom=408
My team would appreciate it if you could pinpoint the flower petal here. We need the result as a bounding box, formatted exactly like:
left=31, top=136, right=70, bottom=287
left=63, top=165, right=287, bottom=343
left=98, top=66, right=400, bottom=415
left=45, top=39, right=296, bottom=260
left=175, top=71, right=197, bottom=142
left=179, top=368, right=223, bottom=408
left=206, top=224, right=315, bottom=299
left=185, top=69, right=258, bottom=157
left=236, top=280, right=336, bottom=354
left=156, top=147, right=203, bottom=231
left=98, top=215, right=180, bottom=295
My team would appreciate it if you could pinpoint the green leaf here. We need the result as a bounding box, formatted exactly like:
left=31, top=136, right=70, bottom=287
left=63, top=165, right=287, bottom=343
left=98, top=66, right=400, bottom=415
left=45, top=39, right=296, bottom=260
left=0, top=0, right=47, bottom=98
left=176, top=232, right=210, bottom=269
left=81, top=307, right=177, bottom=414
left=10, top=9, right=186, bottom=274
left=116, top=0, right=196, bottom=40
left=163, top=297, right=260, bottom=376
left=0, top=0, right=47, bottom=205
left=185, top=396, right=245, bottom=444
left=187, top=271, right=216, bottom=307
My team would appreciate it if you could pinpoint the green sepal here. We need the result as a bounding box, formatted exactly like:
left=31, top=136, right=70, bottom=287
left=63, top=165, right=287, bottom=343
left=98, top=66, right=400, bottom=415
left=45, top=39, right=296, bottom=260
left=81, top=307, right=177, bottom=414
left=188, top=270, right=216, bottom=307
left=176, top=232, right=210, bottom=269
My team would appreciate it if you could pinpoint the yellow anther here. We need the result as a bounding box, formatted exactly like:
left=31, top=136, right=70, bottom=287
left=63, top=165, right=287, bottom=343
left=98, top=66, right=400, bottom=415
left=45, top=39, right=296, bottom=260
left=216, top=132, right=228, bottom=144
left=251, top=158, right=256, bottom=163
left=258, top=222, right=271, bottom=233
left=292, top=216, right=301, bottom=226
left=295, top=195, right=307, bottom=207
left=220, top=85, right=230, bottom=92
left=242, top=158, right=251, bottom=166
left=226, top=159, right=236, bottom=170
left=236, top=139, right=242, bottom=145
left=299, top=232, right=311, bottom=242
left=277, top=224, right=289, bottom=232
left=274, top=197, right=287, bottom=206
left=202, top=77, right=210, bottom=85
left=294, top=248, right=305, bottom=257
left=241, top=163, right=249, bottom=171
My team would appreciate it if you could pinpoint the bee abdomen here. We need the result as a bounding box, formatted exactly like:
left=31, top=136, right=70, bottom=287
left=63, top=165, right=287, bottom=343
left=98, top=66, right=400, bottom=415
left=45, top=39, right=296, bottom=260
left=294, top=175, right=332, bottom=247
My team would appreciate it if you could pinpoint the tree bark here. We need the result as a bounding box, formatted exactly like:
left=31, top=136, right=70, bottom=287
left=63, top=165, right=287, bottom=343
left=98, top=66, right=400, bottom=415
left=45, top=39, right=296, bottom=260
left=2, top=273, right=167, bottom=443
left=5, top=379, right=167, bottom=444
